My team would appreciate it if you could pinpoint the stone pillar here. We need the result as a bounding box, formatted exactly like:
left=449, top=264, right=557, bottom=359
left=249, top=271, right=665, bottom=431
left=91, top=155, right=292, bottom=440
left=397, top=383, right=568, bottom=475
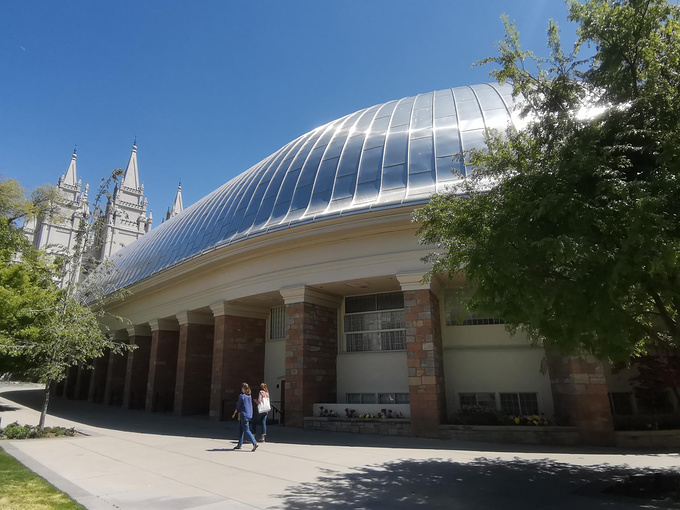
left=75, top=364, right=91, bottom=400
left=209, top=303, right=267, bottom=421
left=281, top=287, right=341, bottom=429
left=104, top=331, right=129, bottom=406
left=398, top=274, right=447, bottom=439
left=146, top=318, right=180, bottom=413
left=64, top=365, right=78, bottom=399
left=122, top=325, right=152, bottom=410
left=88, top=350, right=110, bottom=403
left=174, top=311, right=214, bottom=416
left=546, top=351, right=615, bottom=446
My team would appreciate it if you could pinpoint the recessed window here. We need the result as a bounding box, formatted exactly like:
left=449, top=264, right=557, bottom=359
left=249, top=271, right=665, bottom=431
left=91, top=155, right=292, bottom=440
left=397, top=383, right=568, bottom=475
left=444, top=288, right=504, bottom=326
left=459, top=392, right=496, bottom=409
left=500, top=393, right=539, bottom=416
left=270, top=306, right=285, bottom=340
left=344, top=292, right=405, bottom=352
left=608, top=392, right=634, bottom=416
left=346, top=393, right=377, bottom=404
left=378, top=393, right=410, bottom=404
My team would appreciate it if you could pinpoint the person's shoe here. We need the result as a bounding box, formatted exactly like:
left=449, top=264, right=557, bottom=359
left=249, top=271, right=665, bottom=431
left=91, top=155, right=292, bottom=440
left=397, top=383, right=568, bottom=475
left=260, top=435, right=266, bottom=442
left=233, top=445, right=241, bottom=450
left=252, top=443, right=259, bottom=452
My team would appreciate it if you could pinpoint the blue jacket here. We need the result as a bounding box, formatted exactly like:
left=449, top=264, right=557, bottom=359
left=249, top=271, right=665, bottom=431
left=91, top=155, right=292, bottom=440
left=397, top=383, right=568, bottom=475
left=236, top=393, right=253, bottom=419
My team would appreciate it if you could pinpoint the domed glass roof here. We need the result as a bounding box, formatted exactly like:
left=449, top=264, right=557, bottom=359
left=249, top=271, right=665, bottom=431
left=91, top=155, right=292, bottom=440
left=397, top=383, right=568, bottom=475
left=106, top=83, right=517, bottom=289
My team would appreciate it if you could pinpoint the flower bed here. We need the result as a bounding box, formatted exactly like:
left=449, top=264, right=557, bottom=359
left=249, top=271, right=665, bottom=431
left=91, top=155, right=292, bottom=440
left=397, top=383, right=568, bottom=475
left=313, top=403, right=410, bottom=419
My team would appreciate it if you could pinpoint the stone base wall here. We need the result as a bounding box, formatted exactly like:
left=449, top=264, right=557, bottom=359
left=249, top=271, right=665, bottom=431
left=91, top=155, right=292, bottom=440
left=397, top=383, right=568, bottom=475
left=304, top=417, right=412, bottom=436
left=615, top=430, right=680, bottom=449
left=441, top=425, right=581, bottom=446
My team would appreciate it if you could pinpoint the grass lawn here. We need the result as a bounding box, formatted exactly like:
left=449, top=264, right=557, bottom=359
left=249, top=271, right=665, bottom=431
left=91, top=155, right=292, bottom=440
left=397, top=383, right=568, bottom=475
left=0, top=447, right=84, bottom=509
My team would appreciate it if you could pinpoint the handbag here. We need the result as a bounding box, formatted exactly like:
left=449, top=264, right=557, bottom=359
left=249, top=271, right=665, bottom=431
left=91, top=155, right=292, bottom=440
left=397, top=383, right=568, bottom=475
left=258, top=394, right=271, bottom=414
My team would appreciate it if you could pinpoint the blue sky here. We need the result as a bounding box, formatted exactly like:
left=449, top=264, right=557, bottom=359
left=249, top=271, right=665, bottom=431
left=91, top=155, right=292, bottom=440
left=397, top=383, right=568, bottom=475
left=0, top=1, right=576, bottom=219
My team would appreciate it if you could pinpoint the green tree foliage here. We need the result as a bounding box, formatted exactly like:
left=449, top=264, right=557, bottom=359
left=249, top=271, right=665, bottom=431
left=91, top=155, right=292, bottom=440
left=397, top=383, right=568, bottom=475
left=0, top=177, right=59, bottom=225
left=415, top=0, right=680, bottom=362
left=0, top=178, right=132, bottom=429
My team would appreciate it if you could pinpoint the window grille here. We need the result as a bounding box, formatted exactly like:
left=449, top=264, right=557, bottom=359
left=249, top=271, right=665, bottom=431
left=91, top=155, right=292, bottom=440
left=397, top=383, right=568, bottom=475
left=344, top=292, right=405, bottom=352
left=500, top=393, right=539, bottom=416
left=270, top=306, right=286, bottom=340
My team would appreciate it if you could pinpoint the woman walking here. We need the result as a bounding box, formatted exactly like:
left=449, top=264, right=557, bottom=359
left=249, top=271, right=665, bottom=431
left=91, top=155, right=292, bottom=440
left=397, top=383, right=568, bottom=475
left=231, top=382, right=258, bottom=451
left=253, top=383, right=270, bottom=442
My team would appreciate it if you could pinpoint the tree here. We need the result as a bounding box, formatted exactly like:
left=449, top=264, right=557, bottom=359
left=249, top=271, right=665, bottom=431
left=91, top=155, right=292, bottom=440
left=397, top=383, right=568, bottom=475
left=415, top=0, right=680, bottom=362
left=0, top=177, right=132, bottom=430
left=0, top=177, right=59, bottom=226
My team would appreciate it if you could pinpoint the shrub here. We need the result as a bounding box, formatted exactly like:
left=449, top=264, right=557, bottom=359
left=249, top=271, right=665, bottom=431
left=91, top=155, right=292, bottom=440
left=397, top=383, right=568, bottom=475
left=1, top=422, right=31, bottom=439
left=451, top=405, right=505, bottom=425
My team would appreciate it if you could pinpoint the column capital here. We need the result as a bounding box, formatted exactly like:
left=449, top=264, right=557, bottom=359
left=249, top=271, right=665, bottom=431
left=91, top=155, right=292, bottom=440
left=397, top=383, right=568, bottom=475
left=126, top=324, right=152, bottom=337
left=176, top=310, right=214, bottom=326
left=396, top=272, right=441, bottom=294
left=210, top=301, right=269, bottom=320
left=148, top=318, right=180, bottom=332
left=279, top=286, right=342, bottom=309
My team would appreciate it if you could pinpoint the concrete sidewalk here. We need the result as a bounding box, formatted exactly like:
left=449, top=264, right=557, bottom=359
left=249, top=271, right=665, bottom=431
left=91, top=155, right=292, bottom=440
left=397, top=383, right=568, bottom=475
left=1, top=383, right=679, bottom=509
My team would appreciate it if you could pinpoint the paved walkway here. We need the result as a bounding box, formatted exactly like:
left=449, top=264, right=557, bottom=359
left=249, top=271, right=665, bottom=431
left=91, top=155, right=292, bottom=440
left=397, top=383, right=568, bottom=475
left=1, top=383, right=679, bottom=509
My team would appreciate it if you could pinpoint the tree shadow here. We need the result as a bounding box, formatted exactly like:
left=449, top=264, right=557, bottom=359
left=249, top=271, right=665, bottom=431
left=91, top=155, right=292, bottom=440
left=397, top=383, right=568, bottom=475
left=278, top=458, right=680, bottom=510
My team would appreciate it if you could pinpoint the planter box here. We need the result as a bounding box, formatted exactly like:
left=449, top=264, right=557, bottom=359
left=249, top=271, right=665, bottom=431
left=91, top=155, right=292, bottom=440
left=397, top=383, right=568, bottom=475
left=440, top=424, right=581, bottom=446
left=304, top=417, right=412, bottom=436
left=615, top=429, right=680, bottom=449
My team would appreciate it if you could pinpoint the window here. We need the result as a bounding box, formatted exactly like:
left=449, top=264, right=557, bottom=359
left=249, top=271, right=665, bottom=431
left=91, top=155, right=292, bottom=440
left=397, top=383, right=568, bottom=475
left=608, top=392, right=634, bottom=416
left=459, top=392, right=496, bottom=409
left=378, top=393, right=410, bottom=404
left=344, top=292, right=406, bottom=352
left=270, top=306, right=285, bottom=340
left=346, top=393, right=377, bottom=404
left=500, top=393, right=539, bottom=416
left=635, top=389, right=674, bottom=415
left=444, top=288, right=504, bottom=326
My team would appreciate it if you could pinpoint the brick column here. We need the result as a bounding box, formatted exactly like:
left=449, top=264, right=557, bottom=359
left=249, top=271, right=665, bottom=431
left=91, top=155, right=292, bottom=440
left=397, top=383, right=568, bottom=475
left=546, top=351, right=615, bottom=446
left=64, top=365, right=78, bottom=399
left=281, top=287, right=341, bottom=429
left=104, top=331, right=129, bottom=406
left=174, top=311, right=214, bottom=416
left=88, top=350, right=110, bottom=403
left=146, top=319, right=180, bottom=413
left=209, top=303, right=267, bottom=421
left=398, top=274, right=447, bottom=439
left=75, top=364, right=91, bottom=400
left=122, top=325, right=152, bottom=410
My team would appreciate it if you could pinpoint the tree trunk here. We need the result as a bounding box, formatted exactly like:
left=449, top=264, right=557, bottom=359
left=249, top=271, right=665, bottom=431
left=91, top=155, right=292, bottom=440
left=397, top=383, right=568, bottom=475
left=38, top=380, right=51, bottom=431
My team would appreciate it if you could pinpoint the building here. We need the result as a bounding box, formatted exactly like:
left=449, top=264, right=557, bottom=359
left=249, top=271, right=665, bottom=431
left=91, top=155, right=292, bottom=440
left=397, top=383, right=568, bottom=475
left=23, top=144, right=153, bottom=285
left=68, top=83, right=677, bottom=446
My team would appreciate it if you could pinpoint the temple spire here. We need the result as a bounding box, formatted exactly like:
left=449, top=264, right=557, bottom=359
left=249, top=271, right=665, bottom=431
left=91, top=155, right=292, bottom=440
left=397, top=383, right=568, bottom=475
left=122, top=140, right=139, bottom=189
left=61, top=147, right=78, bottom=186
left=166, top=181, right=184, bottom=220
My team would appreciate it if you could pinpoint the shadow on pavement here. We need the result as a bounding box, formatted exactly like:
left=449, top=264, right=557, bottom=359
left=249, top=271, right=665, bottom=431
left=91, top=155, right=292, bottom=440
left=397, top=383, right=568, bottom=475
left=0, top=387, right=674, bottom=456
left=278, top=458, right=680, bottom=510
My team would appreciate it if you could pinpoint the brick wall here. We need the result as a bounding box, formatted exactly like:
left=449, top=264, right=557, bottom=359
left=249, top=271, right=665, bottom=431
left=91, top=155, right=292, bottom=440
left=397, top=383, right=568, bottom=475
left=546, top=351, right=615, bottom=446
left=403, top=289, right=447, bottom=438
left=285, top=302, right=338, bottom=428
left=209, top=315, right=265, bottom=421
